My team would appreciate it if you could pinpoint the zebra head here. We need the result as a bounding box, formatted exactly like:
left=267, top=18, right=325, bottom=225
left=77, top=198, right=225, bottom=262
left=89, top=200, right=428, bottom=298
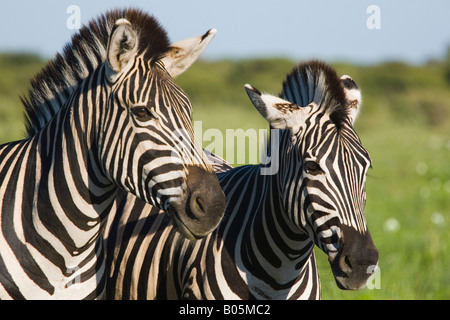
left=244, top=61, right=378, bottom=290
left=97, top=12, right=225, bottom=239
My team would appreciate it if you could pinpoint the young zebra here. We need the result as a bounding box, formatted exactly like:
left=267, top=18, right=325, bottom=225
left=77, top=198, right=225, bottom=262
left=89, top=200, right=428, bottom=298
left=105, top=61, right=379, bottom=300
left=0, top=9, right=226, bottom=300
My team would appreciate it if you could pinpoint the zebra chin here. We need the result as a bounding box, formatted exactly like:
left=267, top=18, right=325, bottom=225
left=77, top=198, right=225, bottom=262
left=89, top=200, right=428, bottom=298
left=327, top=225, right=379, bottom=291
left=166, top=165, right=226, bottom=241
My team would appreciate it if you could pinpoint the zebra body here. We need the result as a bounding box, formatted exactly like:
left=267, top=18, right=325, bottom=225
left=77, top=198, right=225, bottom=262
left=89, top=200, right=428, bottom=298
left=105, top=61, right=379, bottom=300
left=106, top=165, right=321, bottom=299
left=0, top=9, right=225, bottom=300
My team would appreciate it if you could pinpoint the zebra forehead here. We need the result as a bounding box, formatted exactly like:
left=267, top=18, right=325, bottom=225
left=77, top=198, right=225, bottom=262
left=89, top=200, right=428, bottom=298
left=304, top=122, right=370, bottom=166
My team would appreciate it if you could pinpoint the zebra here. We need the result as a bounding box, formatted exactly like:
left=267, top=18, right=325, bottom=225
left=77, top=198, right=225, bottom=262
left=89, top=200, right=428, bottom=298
left=0, top=8, right=226, bottom=300
left=105, top=61, right=379, bottom=300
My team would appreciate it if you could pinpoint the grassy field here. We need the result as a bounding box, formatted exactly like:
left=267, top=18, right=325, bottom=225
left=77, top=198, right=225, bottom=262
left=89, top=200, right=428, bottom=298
left=0, top=53, right=449, bottom=299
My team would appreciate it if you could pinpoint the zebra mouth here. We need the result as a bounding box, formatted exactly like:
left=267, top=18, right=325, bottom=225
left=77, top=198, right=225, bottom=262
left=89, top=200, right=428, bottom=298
left=167, top=206, right=202, bottom=241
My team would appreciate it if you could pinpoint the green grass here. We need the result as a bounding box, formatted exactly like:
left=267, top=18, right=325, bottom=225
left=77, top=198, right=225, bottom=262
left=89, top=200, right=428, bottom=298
left=0, top=53, right=45, bottom=142
left=0, top=53, right=449, bottom=299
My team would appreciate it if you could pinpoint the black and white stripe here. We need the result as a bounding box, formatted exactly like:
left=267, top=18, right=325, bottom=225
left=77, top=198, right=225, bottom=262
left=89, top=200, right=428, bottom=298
left=0, top=9, right=225, bottom=300
left=105, top=61, right=379, bottom=300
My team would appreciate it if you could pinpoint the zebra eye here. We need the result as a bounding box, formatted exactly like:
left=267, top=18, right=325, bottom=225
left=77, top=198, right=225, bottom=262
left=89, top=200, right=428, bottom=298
left=131, top=106, right=155, bottom=122
left=305, top=161, right=323, bottom=175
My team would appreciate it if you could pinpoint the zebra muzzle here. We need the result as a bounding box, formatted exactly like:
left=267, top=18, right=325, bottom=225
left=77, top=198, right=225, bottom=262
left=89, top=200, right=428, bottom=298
left=167, top=165, right=226, bottom=240
left=328, top=225, right=379, bottom=290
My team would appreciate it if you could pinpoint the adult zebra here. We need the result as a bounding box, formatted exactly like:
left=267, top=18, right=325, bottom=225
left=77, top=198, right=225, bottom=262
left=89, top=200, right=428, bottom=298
left=105, top=61, right=379, bottom=300
left=0, top=9, right=226, bottom=300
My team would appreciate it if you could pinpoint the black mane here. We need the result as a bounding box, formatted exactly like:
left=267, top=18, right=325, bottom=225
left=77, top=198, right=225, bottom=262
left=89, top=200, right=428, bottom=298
left=22, top=8, right=170, bottom=137
left=280, top=60, right=349, bottom=129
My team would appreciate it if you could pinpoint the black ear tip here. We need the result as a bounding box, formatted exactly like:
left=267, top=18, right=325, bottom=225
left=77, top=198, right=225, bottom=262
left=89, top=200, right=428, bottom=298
left=244, top=84, right=261, bottom=96
left=340, top=75, right=359, bottom=90
left=202, top=29, right=217, bottom=41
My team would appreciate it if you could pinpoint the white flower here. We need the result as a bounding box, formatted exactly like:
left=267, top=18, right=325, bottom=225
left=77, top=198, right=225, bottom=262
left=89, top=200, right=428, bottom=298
left=431, top=212, right=445, bottom=226
left=384, top=218, right=400, bottom=232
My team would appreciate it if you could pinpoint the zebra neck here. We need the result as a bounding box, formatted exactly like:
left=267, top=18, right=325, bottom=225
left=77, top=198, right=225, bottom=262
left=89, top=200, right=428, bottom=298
left=0, top=67, right=117, bottom=299
left=227, top=168, right=316, bottom=299
left=31, top=83, right=118, bottom=256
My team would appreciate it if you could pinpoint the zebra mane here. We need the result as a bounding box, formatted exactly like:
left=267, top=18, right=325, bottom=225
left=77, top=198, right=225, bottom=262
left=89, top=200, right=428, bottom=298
left=280, top=60, right=349, bottom=129
left=21, top=8, right=170, bottom=137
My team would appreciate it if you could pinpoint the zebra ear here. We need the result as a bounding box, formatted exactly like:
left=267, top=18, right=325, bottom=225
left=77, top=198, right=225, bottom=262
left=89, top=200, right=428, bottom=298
left=244, top=84, right=311, bottom=133
left=106, top=19, right=138, bottom=78
left=161, top=29, right=217, bottom=78
left=341, top=75, right=362, bottom=124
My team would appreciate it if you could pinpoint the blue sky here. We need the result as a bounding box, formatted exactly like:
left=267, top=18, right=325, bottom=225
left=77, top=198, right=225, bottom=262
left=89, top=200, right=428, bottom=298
left=1, top=0, right=450, bottom=64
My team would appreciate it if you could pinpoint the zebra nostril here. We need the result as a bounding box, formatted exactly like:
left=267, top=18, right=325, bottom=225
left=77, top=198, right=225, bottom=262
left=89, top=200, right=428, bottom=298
left=196, top=198, right=205, bottom=213
left=194, top=196, right=205, bottom=215
left=189, top=193, right=206, bottom=220
left=340, top=254, right=353, bottom=274
left=184, top=165, right=226, bottom=225
left=344, top=256, right=352, bottom=269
